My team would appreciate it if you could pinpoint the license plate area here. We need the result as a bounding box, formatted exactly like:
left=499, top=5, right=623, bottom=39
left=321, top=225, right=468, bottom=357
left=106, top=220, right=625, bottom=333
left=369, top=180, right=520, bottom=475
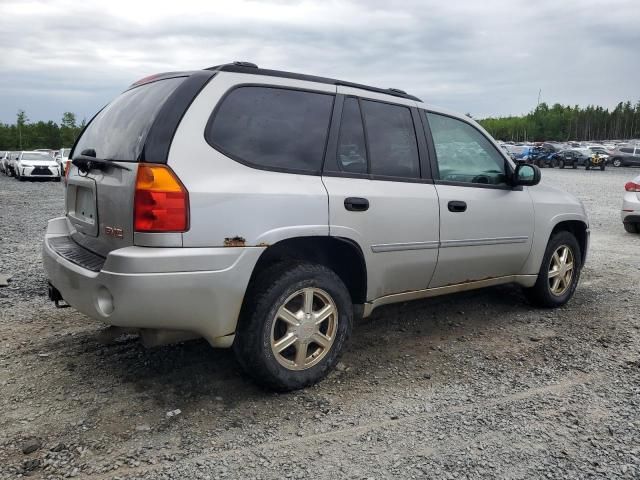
left=66, top=177, right=99, bottom=237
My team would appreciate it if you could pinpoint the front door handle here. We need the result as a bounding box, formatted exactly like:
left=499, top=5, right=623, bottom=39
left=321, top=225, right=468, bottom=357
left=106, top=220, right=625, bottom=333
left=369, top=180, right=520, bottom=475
left=448, top=200, right=467, bottom=213
left=344, top=197, right=369, bottom=212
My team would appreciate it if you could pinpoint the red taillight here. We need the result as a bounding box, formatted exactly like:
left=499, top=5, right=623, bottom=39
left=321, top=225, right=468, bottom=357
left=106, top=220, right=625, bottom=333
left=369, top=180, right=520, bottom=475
left=134, top=164, right=189, bottom=232
left=64, top=160, right=71, bottom=181
left=625, top=181, right=640, bottom=192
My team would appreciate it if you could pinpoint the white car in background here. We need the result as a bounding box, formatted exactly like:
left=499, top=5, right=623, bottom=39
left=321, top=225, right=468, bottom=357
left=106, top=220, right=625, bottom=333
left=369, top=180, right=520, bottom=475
left=622, top=175, right=640, bottom=233
left=55, top=148, right=72, bottom=176
left=14, top=151, right=61, bottom=181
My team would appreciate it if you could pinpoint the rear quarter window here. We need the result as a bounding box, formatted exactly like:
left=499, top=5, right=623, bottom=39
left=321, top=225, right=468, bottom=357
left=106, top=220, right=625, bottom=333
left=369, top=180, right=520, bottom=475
left=205, top=86, right=334, bottom=174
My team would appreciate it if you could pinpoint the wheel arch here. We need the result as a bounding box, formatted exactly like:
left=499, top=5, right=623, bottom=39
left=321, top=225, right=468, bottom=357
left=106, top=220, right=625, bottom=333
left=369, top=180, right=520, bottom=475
left=549, top=220, right=589, bottom=265
left=246, top=236, right=368, bottom=306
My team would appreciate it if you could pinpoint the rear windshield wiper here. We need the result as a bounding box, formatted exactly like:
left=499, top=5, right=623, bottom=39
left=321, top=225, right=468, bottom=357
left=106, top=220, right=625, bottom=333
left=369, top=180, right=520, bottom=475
left=72, top=150, right=131, bottom=173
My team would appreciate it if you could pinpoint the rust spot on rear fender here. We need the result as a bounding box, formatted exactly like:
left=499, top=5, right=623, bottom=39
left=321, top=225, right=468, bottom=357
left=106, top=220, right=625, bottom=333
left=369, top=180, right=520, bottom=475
left=224, top=236, right=246, bottom=247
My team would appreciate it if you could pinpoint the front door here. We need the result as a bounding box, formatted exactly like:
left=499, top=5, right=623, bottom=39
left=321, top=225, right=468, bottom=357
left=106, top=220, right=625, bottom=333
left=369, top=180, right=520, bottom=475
left=322, top=93, right=440, bottom=300
left=424, top=112, right=535, bottom=288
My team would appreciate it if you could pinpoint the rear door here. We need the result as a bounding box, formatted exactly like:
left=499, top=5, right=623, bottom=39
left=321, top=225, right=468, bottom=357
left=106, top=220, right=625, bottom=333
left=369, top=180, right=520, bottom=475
left=322, top=91, right=440, bottom=300
left=424, top=111, right=534, bottom=288
left=66, top=76, right=188, bottom=256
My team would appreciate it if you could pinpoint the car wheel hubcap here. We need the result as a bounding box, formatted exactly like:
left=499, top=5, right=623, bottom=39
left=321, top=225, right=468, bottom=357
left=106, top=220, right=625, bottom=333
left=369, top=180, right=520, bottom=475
left=270, top=287, right=338, bottom=371
left=548, top=245, right=575, bottom=296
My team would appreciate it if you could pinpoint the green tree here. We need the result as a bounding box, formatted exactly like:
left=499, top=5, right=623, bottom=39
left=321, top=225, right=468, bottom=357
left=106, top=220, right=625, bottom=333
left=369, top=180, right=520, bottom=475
left=16, top=110, right=29, bottom=149
left=60, top=112, right=78, bottom=147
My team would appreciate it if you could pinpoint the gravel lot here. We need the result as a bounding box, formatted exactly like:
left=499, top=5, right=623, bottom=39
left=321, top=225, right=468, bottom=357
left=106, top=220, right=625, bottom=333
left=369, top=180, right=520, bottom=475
left=1, top=168, right=639, bottom=479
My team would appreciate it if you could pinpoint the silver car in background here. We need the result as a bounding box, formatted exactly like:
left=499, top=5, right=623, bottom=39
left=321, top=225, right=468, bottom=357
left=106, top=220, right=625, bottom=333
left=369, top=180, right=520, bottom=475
left=43, top=62, right=590, bottom=391
left=622, top=175, right=640, bottom=233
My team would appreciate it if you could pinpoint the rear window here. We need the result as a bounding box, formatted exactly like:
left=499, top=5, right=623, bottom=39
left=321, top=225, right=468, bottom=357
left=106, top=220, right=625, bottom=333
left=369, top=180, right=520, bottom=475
left=206, top=86, right=334, bottom=174
left=73, top=77, right=185, bottom=161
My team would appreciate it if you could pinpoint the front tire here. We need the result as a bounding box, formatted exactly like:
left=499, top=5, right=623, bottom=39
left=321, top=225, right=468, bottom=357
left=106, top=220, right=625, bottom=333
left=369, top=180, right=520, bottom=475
left=612, top=158, right=622, bottom=167
left=558, top=159, right=565, bottom=169
left=524, top=231, right=582, bottom=308
left=572, top=161, right=578, bottom=169
left=234, top=262, right=353, bottom=391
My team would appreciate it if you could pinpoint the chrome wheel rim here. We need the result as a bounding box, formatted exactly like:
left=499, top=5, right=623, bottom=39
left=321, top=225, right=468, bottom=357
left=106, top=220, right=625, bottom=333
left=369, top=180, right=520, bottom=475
left=270, top=287, right=338, bottom=371
left=548, top=245, right=575, bottom=296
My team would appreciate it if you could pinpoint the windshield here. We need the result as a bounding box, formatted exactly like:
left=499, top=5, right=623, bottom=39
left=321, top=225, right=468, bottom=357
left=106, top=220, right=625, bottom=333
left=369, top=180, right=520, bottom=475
left=22, top=152, right=51, bottom=160
left=60, top=148, right=71, bottom=157
left=73, top=77, right=185, bottom=161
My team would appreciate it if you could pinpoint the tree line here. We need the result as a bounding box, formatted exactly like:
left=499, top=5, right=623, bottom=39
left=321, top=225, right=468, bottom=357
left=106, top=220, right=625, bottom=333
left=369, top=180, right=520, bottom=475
left=478, top=101, right=640, bottom=142
left=0, top=111, right=85, bottom=151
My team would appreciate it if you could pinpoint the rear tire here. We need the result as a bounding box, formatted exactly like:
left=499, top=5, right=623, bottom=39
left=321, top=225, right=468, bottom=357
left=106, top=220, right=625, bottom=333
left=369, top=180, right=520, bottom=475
left=524, top=231, right=582, bottom=308
left=572, top=162, right=577, bottom=169
left=600, top=163, right=605, bottom=171
left=234, top=262, right=353, bottom=391
left=624, top=223, right=640, bottom=234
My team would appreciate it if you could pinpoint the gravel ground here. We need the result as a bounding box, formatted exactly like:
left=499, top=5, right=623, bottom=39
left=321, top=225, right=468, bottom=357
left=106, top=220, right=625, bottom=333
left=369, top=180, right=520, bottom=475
left=1, top=168, right=639, bottom=479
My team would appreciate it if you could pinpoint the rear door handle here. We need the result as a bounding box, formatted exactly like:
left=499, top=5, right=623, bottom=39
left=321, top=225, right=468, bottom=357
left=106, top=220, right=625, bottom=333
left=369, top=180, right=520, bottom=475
left=344, top=197, right=369, bottom=212
left=448, top=200, right=467, bottom=213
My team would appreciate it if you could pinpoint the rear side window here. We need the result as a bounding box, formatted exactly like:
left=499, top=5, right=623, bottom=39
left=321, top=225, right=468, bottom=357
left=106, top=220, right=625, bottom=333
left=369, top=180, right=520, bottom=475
left=206, top=86, right=334, bottom=174
left=73, top=77, right=185, bottom=161
left=361, top=100, right=420, bottom=178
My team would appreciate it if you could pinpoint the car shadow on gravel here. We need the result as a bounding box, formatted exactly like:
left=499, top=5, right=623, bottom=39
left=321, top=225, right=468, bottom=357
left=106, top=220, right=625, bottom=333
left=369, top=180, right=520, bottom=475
left=46, top=284, right=543, bottom=402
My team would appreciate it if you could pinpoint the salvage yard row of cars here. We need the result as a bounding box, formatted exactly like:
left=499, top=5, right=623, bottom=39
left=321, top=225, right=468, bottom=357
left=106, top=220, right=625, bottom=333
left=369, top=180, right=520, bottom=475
left=499, top=141, right=640, bottom=170
left=0, top=148, right=71, bottom=180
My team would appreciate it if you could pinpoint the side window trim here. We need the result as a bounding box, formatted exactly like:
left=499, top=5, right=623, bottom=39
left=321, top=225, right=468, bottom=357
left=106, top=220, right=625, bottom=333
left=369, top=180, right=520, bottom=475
left=356, top=97, right=372, bottom=175
left=204, top=83, right=336, bottom=176
left=422, top=109, right=517, bottom=190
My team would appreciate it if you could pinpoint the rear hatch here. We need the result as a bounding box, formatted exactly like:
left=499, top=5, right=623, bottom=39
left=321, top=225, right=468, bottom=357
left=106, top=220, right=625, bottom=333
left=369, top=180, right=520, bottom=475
left=66, top=76, right=187, bottom=257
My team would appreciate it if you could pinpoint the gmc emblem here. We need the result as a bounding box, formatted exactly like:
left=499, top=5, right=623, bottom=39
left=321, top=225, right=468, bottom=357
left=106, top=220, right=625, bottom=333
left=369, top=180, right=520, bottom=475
left=104, top=226, right=124, bottom=239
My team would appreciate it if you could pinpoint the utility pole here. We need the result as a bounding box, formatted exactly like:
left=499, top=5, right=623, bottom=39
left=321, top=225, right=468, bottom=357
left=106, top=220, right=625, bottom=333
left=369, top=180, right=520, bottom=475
left=537, top=89, right=542, bottom=108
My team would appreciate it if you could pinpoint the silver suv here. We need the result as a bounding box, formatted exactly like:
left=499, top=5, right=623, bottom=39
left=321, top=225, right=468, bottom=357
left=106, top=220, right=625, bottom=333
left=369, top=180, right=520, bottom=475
left=43, top=62, right=589, bottom=390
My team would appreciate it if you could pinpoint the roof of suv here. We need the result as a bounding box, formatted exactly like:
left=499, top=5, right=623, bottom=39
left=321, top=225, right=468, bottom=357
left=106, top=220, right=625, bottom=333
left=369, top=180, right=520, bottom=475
left=206, top=62, right=422, bottom=102
left=128, top=62, right=422, bottom=102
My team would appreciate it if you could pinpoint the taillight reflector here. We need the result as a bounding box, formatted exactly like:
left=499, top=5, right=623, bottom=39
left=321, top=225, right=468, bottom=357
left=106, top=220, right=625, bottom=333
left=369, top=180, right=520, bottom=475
left=625, top=181, right=640, bottom=192
left=134, top=164, right=189, bottom=232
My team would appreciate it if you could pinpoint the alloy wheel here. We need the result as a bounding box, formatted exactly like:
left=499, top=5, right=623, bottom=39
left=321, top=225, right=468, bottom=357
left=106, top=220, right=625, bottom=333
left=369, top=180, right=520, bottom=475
left=270, top=287, right=338, bottom=371
left=548, top=245, right=575, bottom=296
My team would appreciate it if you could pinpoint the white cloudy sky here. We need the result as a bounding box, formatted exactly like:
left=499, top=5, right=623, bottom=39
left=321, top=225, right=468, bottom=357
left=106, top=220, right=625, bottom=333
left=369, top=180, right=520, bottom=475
left=0, top=0, right=638, bottom=124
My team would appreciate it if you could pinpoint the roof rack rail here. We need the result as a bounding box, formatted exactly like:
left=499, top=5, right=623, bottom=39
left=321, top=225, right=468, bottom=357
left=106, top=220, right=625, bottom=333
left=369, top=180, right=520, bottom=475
left=203, top=63, right=421, bottom=102
left=233, top=61, right=258, bottom=68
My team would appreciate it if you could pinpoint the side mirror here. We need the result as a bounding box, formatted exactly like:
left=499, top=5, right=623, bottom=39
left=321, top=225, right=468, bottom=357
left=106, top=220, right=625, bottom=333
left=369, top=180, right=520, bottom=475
left=513, top=163, right=541, bottom=187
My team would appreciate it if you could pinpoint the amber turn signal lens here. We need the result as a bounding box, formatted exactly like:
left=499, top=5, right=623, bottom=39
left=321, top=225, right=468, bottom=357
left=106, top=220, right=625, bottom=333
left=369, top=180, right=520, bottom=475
left=134, top=164, right=189, bottom=232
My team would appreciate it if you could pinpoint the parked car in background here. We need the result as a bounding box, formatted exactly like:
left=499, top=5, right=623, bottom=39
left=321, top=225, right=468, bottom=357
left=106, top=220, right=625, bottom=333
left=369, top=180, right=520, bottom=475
left=0, top=151, right=8, bottom=174
left=14, top=151, right=61, bottom=181
left=610, top=146, right=640, bottom=167
left=586, top=145, right=611, bottom=156
left=622, top=175, right=640, bottom=233
left=6, top=151, right=20, bottom=176
left=55, top=148, right=72, bottom=176
left=557, top=149, right=588, bottom=168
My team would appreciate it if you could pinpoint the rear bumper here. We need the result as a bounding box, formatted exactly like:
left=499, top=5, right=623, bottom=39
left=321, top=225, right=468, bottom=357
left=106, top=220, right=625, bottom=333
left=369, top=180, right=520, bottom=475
left=622, top=192, right=640, bottom=222
left=43, top=217, right=264, bottom=346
